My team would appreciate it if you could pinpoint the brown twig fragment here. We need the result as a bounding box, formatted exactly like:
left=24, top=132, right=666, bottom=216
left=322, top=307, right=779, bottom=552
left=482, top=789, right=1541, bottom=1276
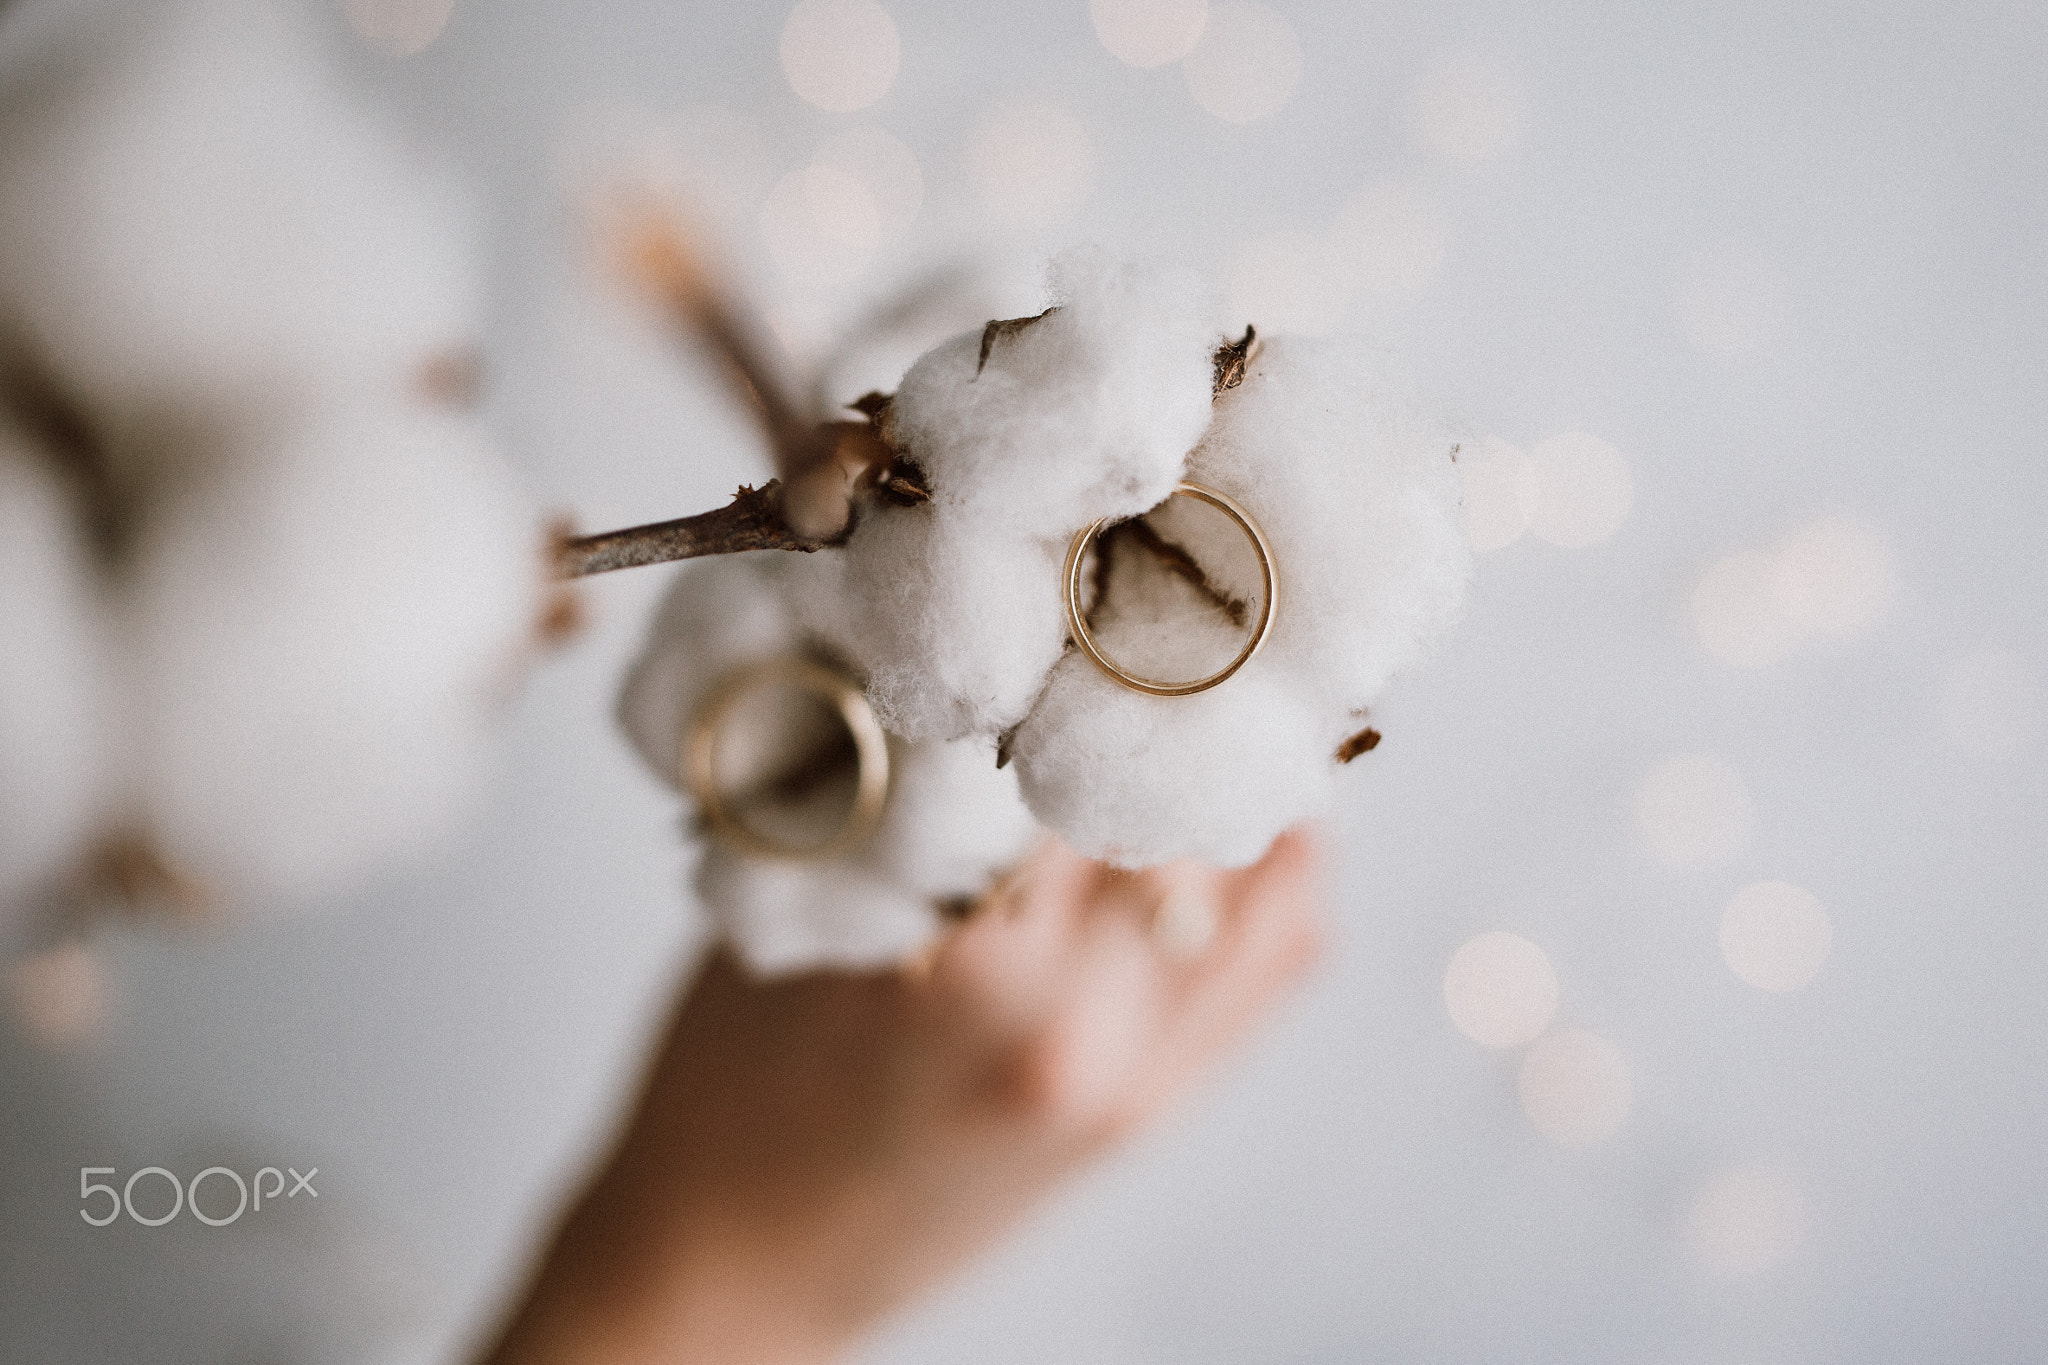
left=975, top=308, right=1057, bottom=377
left=1087, top=517, right=1250, bottom=630
left=556, top=482, right=834, bottom=578
left=876, top=456, right=933, bottom=507
left=1335, top=727, right=1381, bottom=763
left=1212, top=325, right=1258, bottom=395
left=619, top=208, right=815, bottom=474
left=84, top=829, right=214, bottom=921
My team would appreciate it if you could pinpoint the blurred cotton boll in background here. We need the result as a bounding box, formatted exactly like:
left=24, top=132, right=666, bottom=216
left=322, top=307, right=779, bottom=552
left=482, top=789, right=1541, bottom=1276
left=0, top=421, right=108, bottom=953
left=127, top=407, right=538, bottom=905
left=0, top=0, right=551, bottom=927
left=0, top=0, right=479, bottom=423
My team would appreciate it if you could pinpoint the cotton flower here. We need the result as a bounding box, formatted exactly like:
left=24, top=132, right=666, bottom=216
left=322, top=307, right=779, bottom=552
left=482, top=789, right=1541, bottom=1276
left=786, top=251, right=1222, bottom=740
left=1008, top=337, right=1471, bottom=866
left=125, top=405, right=538, bottom=904
left=619, top=554, right=1039, bottom=975
left=0, top=0, right=476, bottom=424
left=0, top=0, right=550, bottom=932
left=608, top=250, right=1470, bottom=908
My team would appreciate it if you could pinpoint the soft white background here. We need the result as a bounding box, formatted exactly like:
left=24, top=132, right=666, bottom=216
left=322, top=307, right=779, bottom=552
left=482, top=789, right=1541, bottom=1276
left=15, top=0, right=2045, bottom=1361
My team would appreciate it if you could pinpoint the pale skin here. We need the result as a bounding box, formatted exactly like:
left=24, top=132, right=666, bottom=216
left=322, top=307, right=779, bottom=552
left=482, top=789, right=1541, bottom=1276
left=478, top=827, right=1325, bottom=1365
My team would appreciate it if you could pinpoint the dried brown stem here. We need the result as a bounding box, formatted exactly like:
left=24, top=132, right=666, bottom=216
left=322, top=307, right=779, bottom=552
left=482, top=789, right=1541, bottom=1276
left=0, top=337, right=130, bottom=563
left=976, top=308, right=1057, bottom=376
left=559, top=304, right=1271, bottom=582
left=1087, top=517, right=1251, bottom=630
left=619, top=208, right=820, bottom=480
left=1212, top=325, right=1258, bottom=395
left=557, top=482, right=831, bottom=578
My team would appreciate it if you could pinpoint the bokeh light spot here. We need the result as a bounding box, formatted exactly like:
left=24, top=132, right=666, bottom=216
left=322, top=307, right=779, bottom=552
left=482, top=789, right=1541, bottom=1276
left=1443, top=931, right=1559, bottom=1048
left=6, top=941, right=107, bottom=1051
left=1517, top=1028, right=1632, bottom=1147
left=1720, top=880, right=1831, bottom=992
left=814, top=125, right=923, bottom=238
left=1939, top=650, right=2045, bottom=759
left=1181, top=2, right=1303, bottom=124
left=1691, top=516, right=1894, bottom=667
left=1091, top=0, right=1208, bottom=69
left=1228, top=230, right=1351, bottom=337
left=1334, top=181, right=1445, bottom=294
left=1412, top=55, right=1525, bottom=161
left=1527, top=431, right=1633, bottom=548
left=341, top=0, right=458, bottom=58
left=1637, top=754, right=1753, bottom=867
left=969, top=102, right=1096, bottom=229
left=1458, top=436, right=1539, bottom=553
left=1692, top=548, right=1802, bottom=667
left=780, top=0, right=901, bottom=113
left=1686, top=1165, right=1806, bottom=1276
left=760, top=163, right=882, bottom=286
left=1772, top=515, right=1894, bottom=637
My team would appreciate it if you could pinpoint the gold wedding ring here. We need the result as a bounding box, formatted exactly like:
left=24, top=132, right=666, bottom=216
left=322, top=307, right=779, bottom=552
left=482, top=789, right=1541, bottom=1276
left=1063, top=481, right=1278, bottom=697
left=682, top=658, right=891, bottom=861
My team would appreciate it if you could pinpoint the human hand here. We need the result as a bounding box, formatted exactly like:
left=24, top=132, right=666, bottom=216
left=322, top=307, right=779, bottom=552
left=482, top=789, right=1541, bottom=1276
left=479, top=827, right=1324, bottom=1365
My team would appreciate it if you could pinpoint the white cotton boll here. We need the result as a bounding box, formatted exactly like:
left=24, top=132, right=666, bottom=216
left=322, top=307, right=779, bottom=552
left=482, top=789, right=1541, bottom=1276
left=886, top=251, right=1220, bottom=535
left=697, top=853, right=942, bottom=976
left=0, top=0, right=478, bottom=437
left=699, top=734, right=1038, bottom=977
left=784, top=504, right=1072, bottom=741
left=1012, top=654, right=1335, bottom=868
left=126, top=405, right=537, bottom=905
left=0, top=426, right=108, bottom=945
left=804, top=250, right=1224, bottom=741
left=617, top=553, right=1040, bottom=975
left=1009, top=336, right=1469, bottom=868
left=865, top=733, right=1039, bottom=899
left=1189, top=337, right=1470, bottom=704
left=617, top=554, right=812, bottom=790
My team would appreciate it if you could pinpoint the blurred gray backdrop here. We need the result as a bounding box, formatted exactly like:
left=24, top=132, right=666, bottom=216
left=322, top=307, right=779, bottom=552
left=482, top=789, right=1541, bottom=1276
left=9, top=0, right=2044, bottom=1361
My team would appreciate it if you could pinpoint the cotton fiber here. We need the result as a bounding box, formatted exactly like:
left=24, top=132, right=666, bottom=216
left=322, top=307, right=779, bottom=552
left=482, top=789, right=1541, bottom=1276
left=619, top=554, right=1039, bottom=975
left=126, top=405, right=538, bottom=904
left=787, top=251, right=1222, bottom=741
left=0, top=0, right=546, bottom=928
left=0, top=0, right=477, bottom=434
left=1008, top=337, right=1471, bottom=866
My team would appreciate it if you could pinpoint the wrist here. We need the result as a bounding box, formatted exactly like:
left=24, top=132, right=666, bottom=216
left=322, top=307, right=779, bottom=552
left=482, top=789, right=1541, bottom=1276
left=477, top=1188, right=850, bottom=1365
